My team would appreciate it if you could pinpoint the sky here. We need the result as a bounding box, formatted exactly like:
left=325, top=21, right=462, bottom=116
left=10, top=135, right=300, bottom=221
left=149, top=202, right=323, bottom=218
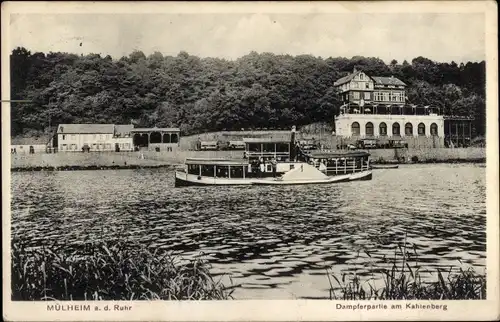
left=8, top=12, right=486, bottom=63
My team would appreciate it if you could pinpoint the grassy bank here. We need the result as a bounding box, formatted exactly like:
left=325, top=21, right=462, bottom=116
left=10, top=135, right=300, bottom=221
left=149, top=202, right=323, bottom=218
left=326, top=236, right=486, bottom=300
left=11, top=240, right=233, bottom=301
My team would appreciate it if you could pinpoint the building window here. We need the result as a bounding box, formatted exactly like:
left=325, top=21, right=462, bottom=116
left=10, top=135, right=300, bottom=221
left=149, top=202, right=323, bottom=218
left=405, top=123, right=413, bottom=136
left=353, top=92, right=360, bottom=99
left=379, top=122, right=387, bottom=136
left=392, top=123, right=400, bottom=136
left=364, top=92, right=370, bottom=100
left=71, top=135, right=76, bottom=139
left=365, top=122, right=374, bottom=136
left=430, top=123, right=438, bottom=136
left=62, top=144, right=67, bottom=150
left=62, top=135, right=66, bottom=140
left=351, top=122, right=360, bottom=136
left=360, top=74, right=364, bottom=80
left=365, top=83, right=370, bottom=89
left=418, top=123, right=426, bottom=136
left=353, top=82, right=358, bottom=89
left=71, top=144, right=77, bottom=150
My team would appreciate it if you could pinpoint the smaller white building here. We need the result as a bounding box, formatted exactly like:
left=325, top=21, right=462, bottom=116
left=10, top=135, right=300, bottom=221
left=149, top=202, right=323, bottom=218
left=57, top=124, right=134, bottom=152
left=11, top=135, right=52, bottom=154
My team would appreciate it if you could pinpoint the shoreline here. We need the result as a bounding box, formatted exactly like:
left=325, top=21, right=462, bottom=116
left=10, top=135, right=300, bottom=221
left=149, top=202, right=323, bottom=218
left=10, top=158, right=486, bottom=172
left=9, top=147, right=486, bottom=172
left=372, top=157, right=486, bottom=165
left=10, top=164, right=177, bottom=172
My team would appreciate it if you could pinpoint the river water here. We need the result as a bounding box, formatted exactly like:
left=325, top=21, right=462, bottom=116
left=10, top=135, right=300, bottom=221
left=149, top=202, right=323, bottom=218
left=10, top=164, right=486, bottom=299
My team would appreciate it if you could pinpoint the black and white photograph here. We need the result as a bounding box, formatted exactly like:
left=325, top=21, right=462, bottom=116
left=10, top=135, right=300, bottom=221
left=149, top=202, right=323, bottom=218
left=2, top=1, right=499, bottom=321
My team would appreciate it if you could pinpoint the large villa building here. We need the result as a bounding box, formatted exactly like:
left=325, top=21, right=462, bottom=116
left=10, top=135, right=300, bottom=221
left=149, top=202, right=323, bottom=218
left=333, top=69, right=472, bottom=148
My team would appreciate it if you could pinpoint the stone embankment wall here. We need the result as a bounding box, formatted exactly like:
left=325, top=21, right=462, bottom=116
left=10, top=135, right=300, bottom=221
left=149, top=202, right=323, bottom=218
left=10, top=147, right=484, bottom=171
left=10, top=150, right=244, bottom=171
left=368, top=147, right=486, bottom=163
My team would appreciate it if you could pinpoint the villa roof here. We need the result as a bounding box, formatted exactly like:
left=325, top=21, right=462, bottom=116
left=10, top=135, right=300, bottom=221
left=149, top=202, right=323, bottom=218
left=333, top=70, right=362, bottom=86
left=57, top=124, right=115, bottom=134
left=372, top=76, right=406, bottom=86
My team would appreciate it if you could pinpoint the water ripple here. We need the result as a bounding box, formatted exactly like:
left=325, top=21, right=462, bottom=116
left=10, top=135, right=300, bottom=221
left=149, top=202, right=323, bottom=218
left=10, top=164, right=486, bottom=299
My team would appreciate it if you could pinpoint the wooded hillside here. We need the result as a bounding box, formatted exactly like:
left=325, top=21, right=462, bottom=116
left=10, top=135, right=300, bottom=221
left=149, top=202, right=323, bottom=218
left=10, top=47, right=486, bottom=137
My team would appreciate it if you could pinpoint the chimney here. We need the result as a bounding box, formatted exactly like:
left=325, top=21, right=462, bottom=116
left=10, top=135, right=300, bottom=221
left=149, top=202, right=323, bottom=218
left=290, top=126, right=297, bottom=161
left=353, top=66, right=357, bottom=73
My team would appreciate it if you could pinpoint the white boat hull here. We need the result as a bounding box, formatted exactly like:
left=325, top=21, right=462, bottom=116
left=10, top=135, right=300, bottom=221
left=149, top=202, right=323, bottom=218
left=175, top=170, right=372, bottom=187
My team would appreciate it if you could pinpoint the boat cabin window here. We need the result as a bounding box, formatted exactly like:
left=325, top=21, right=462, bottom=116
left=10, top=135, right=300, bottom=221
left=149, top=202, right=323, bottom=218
left=263, top=143, right=275, bottom=153
left=188, top=164, right=199, bottom=175
left=230, top=166, right=244, bottom=178
left=248, top=143, right=262, bottom=152
left=201, top=165, right=215, bottom=177
left=216, top=166, right=229, bottom=178
left=276, top=143, right=289, bottom=153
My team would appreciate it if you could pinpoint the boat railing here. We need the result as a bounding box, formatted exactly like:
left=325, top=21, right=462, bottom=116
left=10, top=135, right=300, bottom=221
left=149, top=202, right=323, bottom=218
left=312, top=158, right=371, bottom=175
left=246, top=151, right=290, bottom=159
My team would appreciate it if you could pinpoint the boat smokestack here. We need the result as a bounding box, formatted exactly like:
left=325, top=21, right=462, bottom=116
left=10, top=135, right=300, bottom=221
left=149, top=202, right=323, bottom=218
left=290, top=125, right=297, bottom=161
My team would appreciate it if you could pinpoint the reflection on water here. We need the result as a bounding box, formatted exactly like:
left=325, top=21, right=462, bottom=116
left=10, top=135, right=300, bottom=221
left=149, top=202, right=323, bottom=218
left=11, top=164, right=486, bottom=299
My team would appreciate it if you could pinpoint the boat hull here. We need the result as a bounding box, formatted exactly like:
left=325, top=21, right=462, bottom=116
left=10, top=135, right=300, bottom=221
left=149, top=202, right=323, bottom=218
left=175, top=171, right=253, bottom=187
left=175, top=170, right=372, bottom=187
left=371, top=164, right=399, bottom=169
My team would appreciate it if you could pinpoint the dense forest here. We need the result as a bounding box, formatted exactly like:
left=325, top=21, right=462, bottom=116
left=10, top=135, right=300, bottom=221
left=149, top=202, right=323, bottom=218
left=10, top=47, right=486, bottom=137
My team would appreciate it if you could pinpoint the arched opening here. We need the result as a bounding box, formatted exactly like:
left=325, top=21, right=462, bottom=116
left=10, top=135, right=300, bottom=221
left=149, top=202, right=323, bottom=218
left=365, top=122, right=374, bottom=136
left=150, top=131, right=162, bottom=144
left=162, top=133, right=171, bottom=143
left=133, top=133, right=142, bottom=146
left=418, top=123, right=426, bottom=136
left=392, top=122, right=400, bottom=136
left=171, top=133, right=179, bottom=143
left=140, top=134, right=149, bottom=147
left=379, top=122, right=387, bottom=136
left=405, top=123, right=413, bottom=136
left=430, top=123, right=438, bottom=136
left=351, top=122, right=360, bottom=136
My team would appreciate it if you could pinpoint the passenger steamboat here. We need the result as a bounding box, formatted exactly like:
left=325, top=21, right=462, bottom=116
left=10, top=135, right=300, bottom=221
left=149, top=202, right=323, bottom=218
left=175, top=129, right=372, bottom=187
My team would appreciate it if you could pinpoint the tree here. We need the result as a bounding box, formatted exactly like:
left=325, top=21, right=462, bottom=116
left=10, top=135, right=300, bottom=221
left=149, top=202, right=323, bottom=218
left=9, top=47, right=486, bottom=138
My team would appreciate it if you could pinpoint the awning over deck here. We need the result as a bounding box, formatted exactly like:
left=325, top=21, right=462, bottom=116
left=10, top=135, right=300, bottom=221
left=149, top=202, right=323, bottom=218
left=185, top=158, right=249, bottom=166
left=242, top=137, right=291, bottom=144
left=305, top=151, right=370, bottom=159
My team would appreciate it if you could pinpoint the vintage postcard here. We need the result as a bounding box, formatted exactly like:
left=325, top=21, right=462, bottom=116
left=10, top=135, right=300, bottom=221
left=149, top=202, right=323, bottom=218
left=2, top=1, right=499, bottom=321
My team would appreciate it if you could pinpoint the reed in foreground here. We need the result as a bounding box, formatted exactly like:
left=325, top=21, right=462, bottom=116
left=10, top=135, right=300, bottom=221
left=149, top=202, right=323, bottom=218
left=12, top=240, right=233, bottom=301
left=326, top=238, right=486, bottom=300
